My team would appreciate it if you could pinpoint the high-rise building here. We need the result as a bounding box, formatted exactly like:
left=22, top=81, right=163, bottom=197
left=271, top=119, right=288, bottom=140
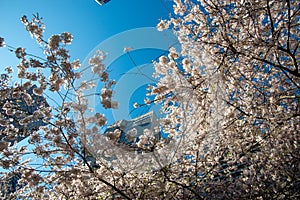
left=104, top=110, right=161, bottom=145
left=95, top=0, right=111, bottom=6
left=0, top=85, right=49, bottom=145
left=85, top=111, right=161, bottom=168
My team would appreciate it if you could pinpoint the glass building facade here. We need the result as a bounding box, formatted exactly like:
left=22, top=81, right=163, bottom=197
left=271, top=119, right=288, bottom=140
left=95, top=0, right=111, bottom=6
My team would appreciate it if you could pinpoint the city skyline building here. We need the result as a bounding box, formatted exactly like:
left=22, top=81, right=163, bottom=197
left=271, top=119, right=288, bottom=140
left=95, top=0, right=111, bottom=6
left=86, top=111, right=161, bottom=168
left=104, top=110, right=161, bottom=145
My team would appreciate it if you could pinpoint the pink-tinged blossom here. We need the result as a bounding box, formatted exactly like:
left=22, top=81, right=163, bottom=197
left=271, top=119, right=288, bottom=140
left=123, top=47, right=133, bottom=53
left=157, top=20, right=169, bottom=31
left=94, top=113, right=107, bottom=126
left=33, top=87, right=43, bottom=96
left=61, top=32, right=73, bottom=44
left=48, top=34, right=60, bottom=50
left=15, top=47, right=26, bottom=59
left=71, top=59, right=81, bottom=70
left=144, top=97, right=151, bottom=105
left=22, top=92, right=32, bottom=106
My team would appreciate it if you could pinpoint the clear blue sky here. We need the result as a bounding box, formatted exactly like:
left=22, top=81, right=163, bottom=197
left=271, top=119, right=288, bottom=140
left=0, top=0, right=176, bottom=124
left=0, top=0, right=173, bottom=67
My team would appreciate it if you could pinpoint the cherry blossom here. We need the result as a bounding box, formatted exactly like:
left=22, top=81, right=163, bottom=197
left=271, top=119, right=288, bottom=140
left=0, top=1, right=299, bottom=199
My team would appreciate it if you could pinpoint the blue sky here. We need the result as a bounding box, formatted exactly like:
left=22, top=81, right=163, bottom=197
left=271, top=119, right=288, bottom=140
left=0, top=0, right=176, bottom=124
left=0, top=0, right=173, bottom=65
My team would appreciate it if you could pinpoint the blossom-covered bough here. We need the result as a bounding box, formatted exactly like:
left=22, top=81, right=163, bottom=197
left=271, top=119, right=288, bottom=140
left=0, top=0, right=299, bottom=199
left=154, top=0, right=299, bottom=199
left=0, top=14, right=129, bottom=199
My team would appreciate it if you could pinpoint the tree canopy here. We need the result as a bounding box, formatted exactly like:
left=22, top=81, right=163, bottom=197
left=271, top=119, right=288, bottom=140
left=0, top=0, right=299, bottom=199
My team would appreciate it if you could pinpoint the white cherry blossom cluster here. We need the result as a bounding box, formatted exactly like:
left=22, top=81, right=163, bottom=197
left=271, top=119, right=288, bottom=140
left=148, top=0, right=300, bottom=198
left=20, top=14, right=45, bottom=44
left=136, top=129, right=156, bottom=151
